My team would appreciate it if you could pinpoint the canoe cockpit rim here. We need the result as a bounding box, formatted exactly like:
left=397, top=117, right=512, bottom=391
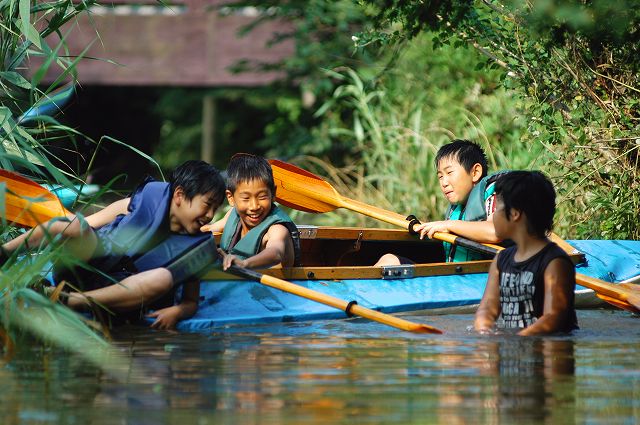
left=205, top=226, right=585, bottom=282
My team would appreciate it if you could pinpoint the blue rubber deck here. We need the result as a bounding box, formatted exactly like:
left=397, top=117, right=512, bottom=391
left=175, top=240, right=640, bottom=331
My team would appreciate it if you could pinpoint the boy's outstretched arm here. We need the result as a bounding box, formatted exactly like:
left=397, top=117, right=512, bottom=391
left=220, top=224, right=293, bottom=270
left=148, top=279, right=201, bottom=330
left=474, top=258, right=501, bottom=333
left=518, top=258, right=575, bottom=336
left=200, top=208, right=231, bottom=233
left=2, top=197, right=130, bottom=254
left=84, top=198, right=130, bottom=228
left=417, top=219, right=500, bottom=243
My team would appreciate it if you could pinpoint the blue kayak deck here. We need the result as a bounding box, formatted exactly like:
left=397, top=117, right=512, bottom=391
left=175, top=240, right=640, bottom=332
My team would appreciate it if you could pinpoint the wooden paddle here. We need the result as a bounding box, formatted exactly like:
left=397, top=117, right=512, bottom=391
left=225, top=264, right=443, bottom=334
left=0, top=169, right=70, bottom=228
left=269, top=159, right=502, bottom=255
left=269, top=159, right=640, bottom=312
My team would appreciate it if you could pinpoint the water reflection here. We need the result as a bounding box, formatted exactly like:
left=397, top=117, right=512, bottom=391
left=2, top=311, right=640, bottom=424
left=440, top=338, right=576, bottom=425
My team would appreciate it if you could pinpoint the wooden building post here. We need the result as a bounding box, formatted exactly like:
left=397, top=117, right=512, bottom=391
left=201, top=94, right=215, bottom=164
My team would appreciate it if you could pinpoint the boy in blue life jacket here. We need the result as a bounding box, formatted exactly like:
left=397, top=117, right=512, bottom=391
left=2, top=160, right=226, bottom=329
left=474, top=171, right=578, bottom=335
left=375, top=139, right=505, bottom=266
left=203, top=154, right=300, bottom=270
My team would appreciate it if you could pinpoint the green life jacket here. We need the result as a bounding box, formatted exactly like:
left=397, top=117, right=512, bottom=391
left=220, top=205, right=301, bottom=266
left=443, top=171, right=509, bottom=262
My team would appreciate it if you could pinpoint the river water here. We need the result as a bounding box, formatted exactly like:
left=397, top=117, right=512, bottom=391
left=2, top=309, right=639, bottom=424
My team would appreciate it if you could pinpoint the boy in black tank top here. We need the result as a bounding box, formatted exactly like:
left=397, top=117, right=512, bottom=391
left=474, top=171, right=578, bottom=335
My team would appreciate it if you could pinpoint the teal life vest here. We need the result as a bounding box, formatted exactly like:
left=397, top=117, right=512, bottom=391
left=220, top=205, right=301, bottom=266
left=443, top=171, right=509, bottom=262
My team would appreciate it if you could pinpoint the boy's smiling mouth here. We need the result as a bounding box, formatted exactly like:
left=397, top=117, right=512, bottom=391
left=245, top=213, right=262, bottom=224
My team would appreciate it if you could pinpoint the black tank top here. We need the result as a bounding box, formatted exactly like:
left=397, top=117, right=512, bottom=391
left=496, top=242, right=578, bottom=331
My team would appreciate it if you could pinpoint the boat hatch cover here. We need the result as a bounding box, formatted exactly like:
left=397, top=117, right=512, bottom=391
left=297, top=225, right=318, bottom=239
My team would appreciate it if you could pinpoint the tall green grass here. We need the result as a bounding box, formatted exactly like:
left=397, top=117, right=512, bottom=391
left=1, top=0, right=133, bottom=372
left=283, top=36, right=549, bottom=229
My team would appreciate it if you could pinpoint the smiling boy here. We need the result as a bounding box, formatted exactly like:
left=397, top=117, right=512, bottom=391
left=205, top=154, right=300, bottom=270
left=375, top=139, right=506, bottom=266
left=3, top=160, right=226, bottom=329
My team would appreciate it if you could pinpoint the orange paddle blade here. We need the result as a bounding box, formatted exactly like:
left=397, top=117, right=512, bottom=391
left=596, top=292, right=640, bottom=314
left=0, top=169, right=69, bottom=228
left=269, top=159, right=341, bottom=213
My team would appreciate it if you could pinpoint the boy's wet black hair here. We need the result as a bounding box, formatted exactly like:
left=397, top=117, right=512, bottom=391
left=495, top=171, right=556, bottom=238
left=435, top=139, right=488, bottom=178
left=169, top=160, right=226, bottom=205
left=226, top=153, right=276, bottom=196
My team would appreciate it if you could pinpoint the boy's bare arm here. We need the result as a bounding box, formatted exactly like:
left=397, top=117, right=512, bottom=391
left=474, top=258, right=502, bottom=332
left=417, top=219, right=500, bottom=243
left=85, top=198, right=130, bottom=228
left=220, top=224, right=292, bottom=270
left=416, top=217, right=500, bottom=243
left=2, top=197, right=130, bottom=254
left=201, top=208, right=231, bottom=233
left=148, top=279, right=200, bottom=330
left=518, top=259, right=575, bottom=336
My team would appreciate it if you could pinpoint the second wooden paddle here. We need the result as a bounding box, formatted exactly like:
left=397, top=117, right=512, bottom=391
left=268, top=159, right=640, bottom=312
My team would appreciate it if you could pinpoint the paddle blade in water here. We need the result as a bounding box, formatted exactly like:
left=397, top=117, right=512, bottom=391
left=269, top=159, right=341, bottom=213
left=0, top=169, right=68, bottom=228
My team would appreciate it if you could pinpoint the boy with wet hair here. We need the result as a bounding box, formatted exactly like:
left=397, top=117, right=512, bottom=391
left=375, top=139, right=504, bottom=266
left=474, top=171, right=578, bottom=335
left=3, top=160, right=226, bottom=329
left=204, top=153, right=300, bottom=270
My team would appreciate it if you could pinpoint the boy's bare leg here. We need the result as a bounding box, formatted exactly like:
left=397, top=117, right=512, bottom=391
left=66, top=268, right=174, bottom=312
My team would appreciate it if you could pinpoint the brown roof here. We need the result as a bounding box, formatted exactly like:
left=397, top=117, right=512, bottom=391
left=45, top=0, right=293, bottom=86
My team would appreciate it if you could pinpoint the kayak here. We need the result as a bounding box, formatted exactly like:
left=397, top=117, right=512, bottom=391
left=175, top=226, right=640, bottom=331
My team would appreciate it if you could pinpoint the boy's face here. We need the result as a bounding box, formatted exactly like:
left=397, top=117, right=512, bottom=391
left=493, top=195, right=522, bottom=240
left=173, top=189, right=221, bottom=234
left=436, top=155, right=483, bottom=205
left=492, top=196, right=510, bottom=240
left=226, top=178, right=273, bottom=232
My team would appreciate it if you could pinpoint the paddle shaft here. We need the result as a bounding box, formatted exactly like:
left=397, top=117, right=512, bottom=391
left=226, top=264, right=443, bottom=334
left=343, top=197, right=501, bottom=256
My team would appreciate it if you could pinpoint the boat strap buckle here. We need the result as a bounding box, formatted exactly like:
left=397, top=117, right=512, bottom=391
left=381, top=265, right=415, bottom=279
left=345, top=300, right=358, bottom=317
left=406, top=215, right=421, bottom=235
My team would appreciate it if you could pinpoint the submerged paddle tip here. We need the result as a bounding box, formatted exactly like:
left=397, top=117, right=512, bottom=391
left=413, top=325, right=444, bottom=335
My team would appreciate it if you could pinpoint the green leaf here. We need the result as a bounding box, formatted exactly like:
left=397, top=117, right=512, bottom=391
left=18, top=0, right=42, bottom=49
left=0, top=71, right=31, bottom=89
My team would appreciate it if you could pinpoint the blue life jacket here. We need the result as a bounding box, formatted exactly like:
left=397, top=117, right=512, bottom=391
left=443, top=171, right=509, bottom=262
left=88, top=178, right=215, bottom=285
left=220, top=205, right=301, bottom=266
left=94, top=179, right=171, bottom=272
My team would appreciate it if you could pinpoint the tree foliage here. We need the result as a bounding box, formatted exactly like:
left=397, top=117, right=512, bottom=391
left=356, top=0, right=640, bottom=239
